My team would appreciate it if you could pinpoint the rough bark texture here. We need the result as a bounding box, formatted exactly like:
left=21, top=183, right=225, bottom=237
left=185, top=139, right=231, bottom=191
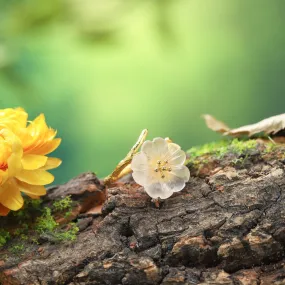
left=1, top=141, right=285, bottom=285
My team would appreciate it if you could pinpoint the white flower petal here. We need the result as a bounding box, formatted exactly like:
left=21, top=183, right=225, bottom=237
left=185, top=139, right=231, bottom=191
left=131, top=152, right=148, bottom=171
left=165, top=176, right=186, bottom=192
left=141, top=140, right=155, bottom=158
left=145, top=171, right=161, bottom=185
left=163, top=143, right=186, bottom=166
left=169, top=149, right=186, bottom=166
left=132, top=170, right=148, bottom=186
left=144, top=183, right=174, bottom=199
left=153, top=138, right=168, bottom=157
left=171, top=165, right=190, bottom=182
left=168, top=143, right=181, bottom=155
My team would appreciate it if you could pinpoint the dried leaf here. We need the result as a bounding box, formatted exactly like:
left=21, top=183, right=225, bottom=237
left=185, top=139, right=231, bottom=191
left=202, top=114, right=230, bottom=134
left=203, top=114, right=285, bottom=137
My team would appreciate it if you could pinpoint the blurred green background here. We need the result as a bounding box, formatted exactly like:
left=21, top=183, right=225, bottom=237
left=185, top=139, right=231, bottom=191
left=0, top=0, right=284, bottom=184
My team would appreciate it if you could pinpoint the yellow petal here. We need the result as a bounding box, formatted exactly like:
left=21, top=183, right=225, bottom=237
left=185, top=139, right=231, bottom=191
left=0, top=169, right=8, bottom=186
left=0, top=107, right=28, bottom=127
left=26, top=114, right=48, bottom=135
left=7, top=151, right=22, bottom=178
left=32, top=138, right=61, bottom=156
left=16, top=169, right=54, bottom=185
left=17, top=180, right=47, bottom=196
left=1, top=129, right=23, bottom=177
left=22, top=114, right=50, bottom=152
left=20, top=113, right=61, bottom=156
left=0, top=108, right=28, bottom=134
left=22, top=154, right=48, bottom=170
left=25, top=194, right=40, bottom=199
left=0, top=180, right=24, bottom=211
left=42, top=157, right=62, bottom=170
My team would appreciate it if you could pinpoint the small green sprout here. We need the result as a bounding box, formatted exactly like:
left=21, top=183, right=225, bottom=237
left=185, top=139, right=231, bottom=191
left=53, top=196, right=73, bottom=212
left=35, top=207, right=58, bottom=233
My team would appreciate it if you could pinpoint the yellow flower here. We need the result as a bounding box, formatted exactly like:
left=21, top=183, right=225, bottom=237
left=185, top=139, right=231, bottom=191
left=0, top=108, right=62, bottom=216
left=0, top=107, right=28, bottom=135
left=0, top=128, right=24, bottom=214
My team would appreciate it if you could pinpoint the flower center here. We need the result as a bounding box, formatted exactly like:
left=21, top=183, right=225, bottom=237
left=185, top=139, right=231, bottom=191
left=154, top=160, right=171, bottom=179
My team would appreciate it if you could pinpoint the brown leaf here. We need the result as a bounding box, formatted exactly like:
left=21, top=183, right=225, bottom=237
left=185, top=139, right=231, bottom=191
left=203, top=114, right=285, bottom=137
left=202, top=114, right=230, bottom=133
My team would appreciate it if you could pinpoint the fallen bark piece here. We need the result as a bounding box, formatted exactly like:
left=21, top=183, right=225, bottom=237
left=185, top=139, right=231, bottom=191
left=1, top=141, right=285, bottom=284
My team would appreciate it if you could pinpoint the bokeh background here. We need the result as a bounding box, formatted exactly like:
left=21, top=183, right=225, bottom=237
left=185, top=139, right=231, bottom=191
left=0, top=0, right=285, bottom=184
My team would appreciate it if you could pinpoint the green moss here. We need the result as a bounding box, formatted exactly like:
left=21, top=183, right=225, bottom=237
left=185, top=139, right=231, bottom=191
left=13, top=223, right=29, bottom=236
left=20, top=234, right=28, bottom=241
left=35, top=207, right=58, bottom=233
left=64, top=210, right=72, bottom=218
left=12, top=209, right=29, bottom=219
left=0, top=197, right=79, bottom=254
left=31, top=237, right=40, bottom=245
left=230, top=139, right=257, bottom=155
left=232, top=155, right=249, bottom=166
left=54, top=223, right=79, bottom=242
left=187, top=140, right=231, bottom=159
left=264, top=142, right=277, bottom=153
left=12, top=198, right=42, bottom=220
left=9, top=244, right=24, bottom=254
left=30, top=199, right=42, bottom=209
left=53, top=196, right=73, bottom=212
left=35, top=206, right=79, bottom=242
left=187, top=139, right=258, bottom=161
left=1, top=197, right=79, bottom=251
left=0, top=229, right=10, bottom=248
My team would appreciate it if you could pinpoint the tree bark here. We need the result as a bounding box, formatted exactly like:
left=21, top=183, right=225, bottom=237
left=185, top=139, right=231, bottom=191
left=1, top=143, right=285, bottom=285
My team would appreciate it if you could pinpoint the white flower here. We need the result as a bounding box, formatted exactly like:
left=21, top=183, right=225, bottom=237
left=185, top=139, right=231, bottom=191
left=131, top=137, right=190, bottom=199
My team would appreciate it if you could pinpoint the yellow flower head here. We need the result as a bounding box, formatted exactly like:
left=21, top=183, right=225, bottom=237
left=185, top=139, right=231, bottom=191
left=0, top=108, right=62, bottom=216
left=0, top=107, right=28, bottom=134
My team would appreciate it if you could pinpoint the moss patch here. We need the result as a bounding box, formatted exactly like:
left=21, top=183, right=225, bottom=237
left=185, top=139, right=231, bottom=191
left=53, top=195, right=74, bottom=219
left=230, top=139, right=257, bottom=155
left=53, top=196, right=73, bottom=212
left=35, top=207, right=58, bottom=233
left=187, top=139, right=258, bottom=160
left=35, top=207, right=79, bottom=242
left=0, top=229, right=10, bottom=248
left=264, top=142, right=278, bottom=153
left=186, top=139, right=260, bottom=176
left=8, top=244, right=24, bottom=254
left=0, top=196, right=79, bottom=259
left=187, top=140, right=232, bottom=160
left=54, top=223, right=79, bottom=242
